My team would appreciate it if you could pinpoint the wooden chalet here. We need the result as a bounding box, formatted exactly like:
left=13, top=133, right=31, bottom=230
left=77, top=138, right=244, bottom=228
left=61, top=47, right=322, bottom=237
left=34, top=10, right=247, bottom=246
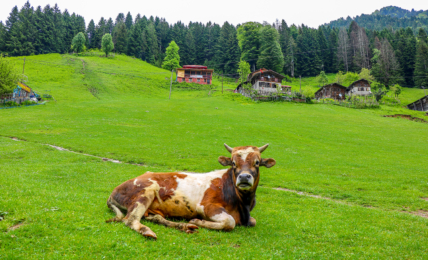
left=346, top=79, right=372, bottom=96
left=176, top=65, right=213, bottom=85
left=315, top=83, right=347, bottom=100
left=407, top=95, right=428, bottom=112
left=236, top=69, right=286, bottom=96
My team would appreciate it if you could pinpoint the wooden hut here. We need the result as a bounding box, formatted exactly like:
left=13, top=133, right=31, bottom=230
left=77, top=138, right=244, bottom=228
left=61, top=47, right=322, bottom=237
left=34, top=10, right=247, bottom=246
left=176, top=65, right=213, bottom=85
left=236, top=69, right=285, bottom=97
left=407, top=95, right=428, bottom=112
left=315, top=83, right=347, bottom=100
left=346, top=79, right=372, bottom=96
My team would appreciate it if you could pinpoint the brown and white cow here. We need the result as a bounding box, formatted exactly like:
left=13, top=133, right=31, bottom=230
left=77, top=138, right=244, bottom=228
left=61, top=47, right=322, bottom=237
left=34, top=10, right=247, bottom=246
left=106, top=144, right=276, bottom=239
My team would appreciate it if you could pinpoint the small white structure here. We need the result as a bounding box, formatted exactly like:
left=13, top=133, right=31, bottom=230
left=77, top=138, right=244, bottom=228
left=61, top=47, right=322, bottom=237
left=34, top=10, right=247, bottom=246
left=236, top=69, right=289, bottom=97
left=346, top=79, right=372, bottom=96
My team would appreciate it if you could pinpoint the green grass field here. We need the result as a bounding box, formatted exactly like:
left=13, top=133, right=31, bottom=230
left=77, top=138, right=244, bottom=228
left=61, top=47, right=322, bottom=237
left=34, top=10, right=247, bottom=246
left=1, top=53, right=428, bottom=259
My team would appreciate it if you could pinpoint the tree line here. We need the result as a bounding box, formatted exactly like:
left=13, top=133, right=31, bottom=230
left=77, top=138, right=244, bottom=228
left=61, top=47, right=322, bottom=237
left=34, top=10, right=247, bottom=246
left=1, top=1, right=427, bottom=88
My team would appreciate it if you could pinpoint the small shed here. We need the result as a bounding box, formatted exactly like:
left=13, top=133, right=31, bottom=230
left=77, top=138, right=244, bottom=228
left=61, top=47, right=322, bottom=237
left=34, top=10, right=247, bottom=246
left=236, top=69, right=285, bottom=97
left=346, top=79, right=371, bottom=96
left=315, top=83, right=347, bottom=100
left=407, top=95, right=428, bottom=112
left=176, top=65, right=213, bottom=85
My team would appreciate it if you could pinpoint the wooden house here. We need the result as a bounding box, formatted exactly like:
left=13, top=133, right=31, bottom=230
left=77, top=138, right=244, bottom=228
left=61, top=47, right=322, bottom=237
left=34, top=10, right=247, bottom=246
left=236, top=69, right=285, bottom=96
left=346, top=79, right=371, bottom=96
left=407, top=95, right=428, bottom=112
left=176, top=65, right=213, bottom=85
left=315, top=83, right=347, bottom=100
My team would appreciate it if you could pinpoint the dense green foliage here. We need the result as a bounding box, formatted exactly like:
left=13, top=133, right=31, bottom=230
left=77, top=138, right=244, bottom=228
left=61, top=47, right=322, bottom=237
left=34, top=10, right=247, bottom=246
left=0, top=54, right=428, bottom=258
left=70, top=32, right=86, bottom=54
left=162, top=41, right=180, bottom=71
left=1, top=2, right=428, bottom=87
left=0, top=55, right=22, bottom=95
left=101, top=33, right=114, bottom=57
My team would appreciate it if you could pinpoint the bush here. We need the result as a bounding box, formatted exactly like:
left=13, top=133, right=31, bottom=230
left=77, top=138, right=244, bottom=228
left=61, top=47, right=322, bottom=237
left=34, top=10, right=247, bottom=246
left=3, top=101, right=19, bottom=107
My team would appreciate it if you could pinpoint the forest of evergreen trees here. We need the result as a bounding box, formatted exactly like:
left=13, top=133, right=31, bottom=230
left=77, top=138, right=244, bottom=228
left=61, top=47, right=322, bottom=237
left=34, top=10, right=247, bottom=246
left=1, top=1, right=428, bottom=88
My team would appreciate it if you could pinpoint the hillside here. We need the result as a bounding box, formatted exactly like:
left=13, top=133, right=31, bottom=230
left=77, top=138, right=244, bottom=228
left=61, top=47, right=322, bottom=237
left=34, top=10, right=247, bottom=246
left=1, top=54, right=428, bottom=258
left=325, top=6, right=428, bottom=31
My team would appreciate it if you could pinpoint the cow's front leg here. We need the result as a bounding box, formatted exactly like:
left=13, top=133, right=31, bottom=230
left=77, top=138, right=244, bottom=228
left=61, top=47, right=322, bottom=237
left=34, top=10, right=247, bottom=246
left=190, top=206, right=235, bottom=231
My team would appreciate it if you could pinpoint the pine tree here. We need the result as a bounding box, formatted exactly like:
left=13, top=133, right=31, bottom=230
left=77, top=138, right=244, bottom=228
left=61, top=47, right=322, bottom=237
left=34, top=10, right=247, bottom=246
left=0, top=22, right=6, bottom=52
left=126, top=23, right=143, bottom=58
left=5, top=6, right=21, bottom=56
left=414, top=30, right=428, bottom=88
left=86, top=20, right=96, bottom=49
left=94, top=17, right=106, bottom=49
left=125, top=12, right=133, bottom=30
left=257, top=25, right=284, bottom=72
left=113, top=22, right=127, bottom=54
left=215, top=22, right=240, bottom=74
left=371, top=38, right=403, bottom=86
left=33, top=6, right=44, bottom=54
left=115, top=13, right=125, bottom=26
left=106, top=18, right=114, bottom=34
left=328, top=29, right=339, bottom=73
left=316, top=27, right=329, bottom=72
left=52, top=4, right=64, bottom=53
left=18, top=1, right=36, bottom=56
left=143, top=22, right=159, bottom=64
left=182, top=29, right=196, bottom=65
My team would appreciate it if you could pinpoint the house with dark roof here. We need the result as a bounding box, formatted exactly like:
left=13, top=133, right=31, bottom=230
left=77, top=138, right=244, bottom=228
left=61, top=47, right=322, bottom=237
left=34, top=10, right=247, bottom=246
left=407, top=95, right=428, bottom=112
left=346, top=79, right=372, bottom=96
left=315, top=83, right=347, bottom=100
left=235, top=69, right=287, bottom=96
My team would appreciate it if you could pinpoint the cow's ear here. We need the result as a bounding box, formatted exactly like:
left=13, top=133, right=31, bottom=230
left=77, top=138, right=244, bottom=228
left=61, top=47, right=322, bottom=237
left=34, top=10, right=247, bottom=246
left=260, top=158, right=276, bottom=168
left=218, top=156, right=232, bottom=166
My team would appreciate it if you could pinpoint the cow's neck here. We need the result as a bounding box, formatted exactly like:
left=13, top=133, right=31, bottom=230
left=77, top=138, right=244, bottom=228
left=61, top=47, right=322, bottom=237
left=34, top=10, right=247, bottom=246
left=222, top=168, right=257, bottom=226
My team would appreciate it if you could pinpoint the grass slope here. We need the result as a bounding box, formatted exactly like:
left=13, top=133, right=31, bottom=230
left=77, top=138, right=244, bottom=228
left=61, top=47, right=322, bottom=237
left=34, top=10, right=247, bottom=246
left=1, top=53, right=428, bottom=258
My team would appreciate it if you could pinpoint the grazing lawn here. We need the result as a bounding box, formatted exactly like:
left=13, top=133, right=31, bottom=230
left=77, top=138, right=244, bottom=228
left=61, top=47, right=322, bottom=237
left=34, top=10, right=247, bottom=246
left=1, top=53, right=427, bottom=258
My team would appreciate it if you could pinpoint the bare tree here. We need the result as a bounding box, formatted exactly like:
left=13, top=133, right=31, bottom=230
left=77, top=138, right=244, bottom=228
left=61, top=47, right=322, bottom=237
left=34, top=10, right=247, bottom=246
left=350, top=23, right=370, bottom=70
left=372, top=38, right=402, bottom=86
left=337, top=28, right=350, bottom=72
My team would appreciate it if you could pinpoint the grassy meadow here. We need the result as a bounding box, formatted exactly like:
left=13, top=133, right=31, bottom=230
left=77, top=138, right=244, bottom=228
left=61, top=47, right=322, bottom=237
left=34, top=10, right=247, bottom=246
left=1, top=53, right=428, bottom=259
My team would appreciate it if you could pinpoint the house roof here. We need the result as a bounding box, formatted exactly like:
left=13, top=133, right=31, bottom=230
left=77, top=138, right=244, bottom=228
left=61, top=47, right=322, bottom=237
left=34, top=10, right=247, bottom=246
left=347, top=79, right=371, bottom=91
left=407, top=95, right=428, bottom=107
left=17, top=82, right=32, bottom=93
left=315, top=83, right=347, bottom=94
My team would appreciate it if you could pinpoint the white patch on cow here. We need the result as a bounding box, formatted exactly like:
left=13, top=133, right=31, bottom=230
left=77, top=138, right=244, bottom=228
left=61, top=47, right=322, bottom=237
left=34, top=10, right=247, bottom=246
left=133, top=179, right=140, bottom=186
left=235, top=147, right=255, bottom=161
left=144, top=179, right=162, bottom=203
left=210, top=211, right=235, bottom=230
left=174, top=170, right=228, bottom=218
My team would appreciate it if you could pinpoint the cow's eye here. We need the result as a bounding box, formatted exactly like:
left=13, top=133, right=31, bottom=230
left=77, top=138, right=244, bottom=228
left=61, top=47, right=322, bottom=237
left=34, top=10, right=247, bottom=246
left=255, top=160, right=260, bottom=166
left=232, top=161, right=236, bottom=167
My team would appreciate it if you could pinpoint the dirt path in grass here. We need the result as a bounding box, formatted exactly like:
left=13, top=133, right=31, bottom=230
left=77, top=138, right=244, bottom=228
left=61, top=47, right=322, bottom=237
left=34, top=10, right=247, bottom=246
left=6, top=136, right=146, bottom=167
left=3, top=135, right=428, bottom=219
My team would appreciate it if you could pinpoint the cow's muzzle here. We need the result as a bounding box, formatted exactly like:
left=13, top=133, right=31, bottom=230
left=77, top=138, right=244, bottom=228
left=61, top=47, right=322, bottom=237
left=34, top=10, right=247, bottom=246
left=236, top=173, right=254, bottom=191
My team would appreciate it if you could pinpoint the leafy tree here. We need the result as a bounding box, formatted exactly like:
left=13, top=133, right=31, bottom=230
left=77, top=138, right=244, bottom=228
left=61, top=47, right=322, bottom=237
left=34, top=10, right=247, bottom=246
left=390, top=84, right=402, bottom=97
left=237, top=22, right=261, bottom=71
left=101, top=33, right=114, bottom=56
left=0, top=55, right=23, bottom=95
left=359, top=68, right=375, bottom=82
left=71, top=32, right=86, bottom=54
left=371, top=82, right=387, bottom=101
left=316, top=71, right=329, bottom=86
left=257, top=25, right=284, bottom=72
left=162, top=41, right=180, bottom=71
left=344, top=72, right=359, bottom=86
left=335, top=71, right=345, bottom=84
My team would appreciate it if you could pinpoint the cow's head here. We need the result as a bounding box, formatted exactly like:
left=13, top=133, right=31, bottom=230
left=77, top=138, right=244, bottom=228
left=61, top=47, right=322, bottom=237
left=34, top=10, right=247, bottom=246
left=218, top=144, right=276, bottom=192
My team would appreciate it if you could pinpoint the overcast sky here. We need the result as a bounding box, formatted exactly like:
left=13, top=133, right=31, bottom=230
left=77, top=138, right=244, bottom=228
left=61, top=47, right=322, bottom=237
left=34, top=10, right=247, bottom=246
left=1, top=0, right=427, bottom=28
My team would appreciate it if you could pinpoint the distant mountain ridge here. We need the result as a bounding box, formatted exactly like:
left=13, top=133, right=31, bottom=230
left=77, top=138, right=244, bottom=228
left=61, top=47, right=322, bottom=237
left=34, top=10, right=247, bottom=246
left=325, top=6, right=428, bottom=32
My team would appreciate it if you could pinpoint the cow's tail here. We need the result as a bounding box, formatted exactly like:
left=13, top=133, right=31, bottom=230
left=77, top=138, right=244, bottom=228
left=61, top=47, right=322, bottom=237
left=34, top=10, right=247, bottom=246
left=106, top=194, right=125, bottom=223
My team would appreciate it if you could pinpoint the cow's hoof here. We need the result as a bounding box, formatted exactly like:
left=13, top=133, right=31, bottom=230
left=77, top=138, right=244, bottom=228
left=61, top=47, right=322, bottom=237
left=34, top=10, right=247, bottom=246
left=185, top=224, right=199, bottom=233
left=249, top=217, right=256, bottom=227
left=140, top=228, right=157, bottom=239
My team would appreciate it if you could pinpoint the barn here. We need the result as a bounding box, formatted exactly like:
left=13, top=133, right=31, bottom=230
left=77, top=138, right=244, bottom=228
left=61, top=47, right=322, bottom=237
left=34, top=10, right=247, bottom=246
left=176, top=65, right=213, bottom=85
left=407, top=95, right=428, bottom=112
left=315, top=83, right=347, bottom=100
left=346, top=79, right=372, bottom=96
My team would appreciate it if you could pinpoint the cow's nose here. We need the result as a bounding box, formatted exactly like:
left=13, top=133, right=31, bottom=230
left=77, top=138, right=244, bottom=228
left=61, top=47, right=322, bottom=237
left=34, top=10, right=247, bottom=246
left=239, top=173, right=251, bottom=181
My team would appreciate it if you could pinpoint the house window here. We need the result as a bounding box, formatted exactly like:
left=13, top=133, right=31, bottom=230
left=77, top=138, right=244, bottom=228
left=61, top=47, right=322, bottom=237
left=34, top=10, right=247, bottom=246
left=197, top=78, right=200, bottom=82
left=207, top=79, right=210, bottom=84
left=191, top=71, right=196, bottom=75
